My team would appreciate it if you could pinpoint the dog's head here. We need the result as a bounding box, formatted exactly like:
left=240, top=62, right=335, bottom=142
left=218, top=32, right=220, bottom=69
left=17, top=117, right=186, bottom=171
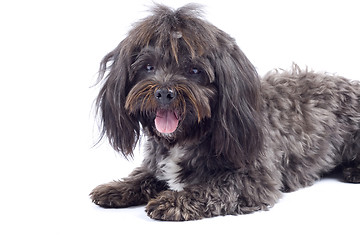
left=96, top=4, right=263, bottom=166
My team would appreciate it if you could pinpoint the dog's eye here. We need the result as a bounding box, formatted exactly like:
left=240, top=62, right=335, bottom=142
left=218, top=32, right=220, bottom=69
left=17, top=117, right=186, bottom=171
left=189, top=67, right=201, bottom=75
left=145, top=64, right=155, bottom=72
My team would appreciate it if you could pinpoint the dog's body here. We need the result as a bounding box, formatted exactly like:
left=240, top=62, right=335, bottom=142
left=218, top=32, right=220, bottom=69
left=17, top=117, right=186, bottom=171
left=91, top=4, right=360, bottom=221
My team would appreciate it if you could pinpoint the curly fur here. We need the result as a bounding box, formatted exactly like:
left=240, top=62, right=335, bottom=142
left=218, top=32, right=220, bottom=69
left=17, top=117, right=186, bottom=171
left=90, top=4, right=360, bottom=221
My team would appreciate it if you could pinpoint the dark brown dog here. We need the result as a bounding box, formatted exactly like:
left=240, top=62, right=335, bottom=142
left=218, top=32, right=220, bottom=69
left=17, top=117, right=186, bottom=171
left=91, top=4, right=360, bottom=221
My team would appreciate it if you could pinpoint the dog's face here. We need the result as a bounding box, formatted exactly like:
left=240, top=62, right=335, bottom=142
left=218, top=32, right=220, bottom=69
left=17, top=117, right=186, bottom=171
left=124, top=44, right=217, bottom=143
left=97, top=4, right=263, bottom=165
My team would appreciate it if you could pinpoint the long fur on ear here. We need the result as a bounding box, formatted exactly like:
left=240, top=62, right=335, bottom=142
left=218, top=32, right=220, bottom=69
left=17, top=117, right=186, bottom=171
left=211, top=37, right=263, bottom=167
left=96, top=40, right=140, bottom=157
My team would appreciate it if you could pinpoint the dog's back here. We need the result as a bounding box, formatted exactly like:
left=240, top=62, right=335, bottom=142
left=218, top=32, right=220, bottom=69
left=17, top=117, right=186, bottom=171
left=261, top=66, right=360, bottom=191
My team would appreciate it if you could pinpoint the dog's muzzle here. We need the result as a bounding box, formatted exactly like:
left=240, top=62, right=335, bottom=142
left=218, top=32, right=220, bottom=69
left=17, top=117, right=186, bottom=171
left=153, top=88, right=180, bottom=134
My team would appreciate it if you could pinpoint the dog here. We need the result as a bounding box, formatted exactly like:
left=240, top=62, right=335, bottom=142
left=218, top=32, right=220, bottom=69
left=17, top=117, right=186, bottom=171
left=90, top=4, right=360, bottom=221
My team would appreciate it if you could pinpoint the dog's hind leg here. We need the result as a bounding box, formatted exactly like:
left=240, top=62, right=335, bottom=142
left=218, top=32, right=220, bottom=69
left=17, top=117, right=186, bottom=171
left=342, top=161, right=360, bottom=183
left=341, top=129, right=360, bottom=183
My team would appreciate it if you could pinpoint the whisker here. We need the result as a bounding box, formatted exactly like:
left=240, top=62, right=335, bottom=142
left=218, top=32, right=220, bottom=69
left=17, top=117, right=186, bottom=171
left=176, top=85, right=202, bottom=122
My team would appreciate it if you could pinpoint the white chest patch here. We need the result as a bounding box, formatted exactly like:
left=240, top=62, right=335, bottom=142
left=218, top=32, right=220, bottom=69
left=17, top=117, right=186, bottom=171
left=157, top=145, right=186, bottom=191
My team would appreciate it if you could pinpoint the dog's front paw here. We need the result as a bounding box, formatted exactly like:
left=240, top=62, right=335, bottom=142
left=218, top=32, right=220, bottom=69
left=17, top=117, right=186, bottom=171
left=146, top=190, right=203, bottom=221
left=90, top=181, right=145, bottom=208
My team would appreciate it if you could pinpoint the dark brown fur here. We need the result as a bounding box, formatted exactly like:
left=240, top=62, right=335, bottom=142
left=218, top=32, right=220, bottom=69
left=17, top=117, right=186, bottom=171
left=91, top=4, right=360, bottom=221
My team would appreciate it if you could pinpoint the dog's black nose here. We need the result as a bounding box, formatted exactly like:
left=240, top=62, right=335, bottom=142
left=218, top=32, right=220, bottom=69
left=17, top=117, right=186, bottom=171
left=154, top=88, right=176, bottom=105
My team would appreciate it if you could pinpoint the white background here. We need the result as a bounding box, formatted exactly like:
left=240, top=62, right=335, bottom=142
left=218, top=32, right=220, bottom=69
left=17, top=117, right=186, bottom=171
left=1, top=0, right=359, bottom=239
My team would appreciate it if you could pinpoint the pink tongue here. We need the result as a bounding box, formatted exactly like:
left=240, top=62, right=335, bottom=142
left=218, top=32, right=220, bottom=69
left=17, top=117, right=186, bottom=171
left=155, top=110, right=179, bottom=134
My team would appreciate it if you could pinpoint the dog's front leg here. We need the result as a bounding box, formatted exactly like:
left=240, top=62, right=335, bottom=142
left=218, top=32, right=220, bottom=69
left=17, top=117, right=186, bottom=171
left=90, top=167, right=167, bottom=208
left=146, top=172, right=280, bottom=221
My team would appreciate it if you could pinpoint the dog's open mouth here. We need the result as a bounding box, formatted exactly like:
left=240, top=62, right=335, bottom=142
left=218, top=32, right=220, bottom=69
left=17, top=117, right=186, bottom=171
left=154, top=109, right=180, bottom=134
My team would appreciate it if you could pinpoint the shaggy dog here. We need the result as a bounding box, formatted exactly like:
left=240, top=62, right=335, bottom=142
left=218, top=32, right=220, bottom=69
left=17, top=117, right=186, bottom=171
left=90, top=4, right=360, bottom=221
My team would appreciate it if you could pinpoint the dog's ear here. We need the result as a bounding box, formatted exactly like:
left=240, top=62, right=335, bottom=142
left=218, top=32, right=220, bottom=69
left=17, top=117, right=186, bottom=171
left=211, top=41, right=263, bottom=167
left=96, top=40, right=139, bottom=157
